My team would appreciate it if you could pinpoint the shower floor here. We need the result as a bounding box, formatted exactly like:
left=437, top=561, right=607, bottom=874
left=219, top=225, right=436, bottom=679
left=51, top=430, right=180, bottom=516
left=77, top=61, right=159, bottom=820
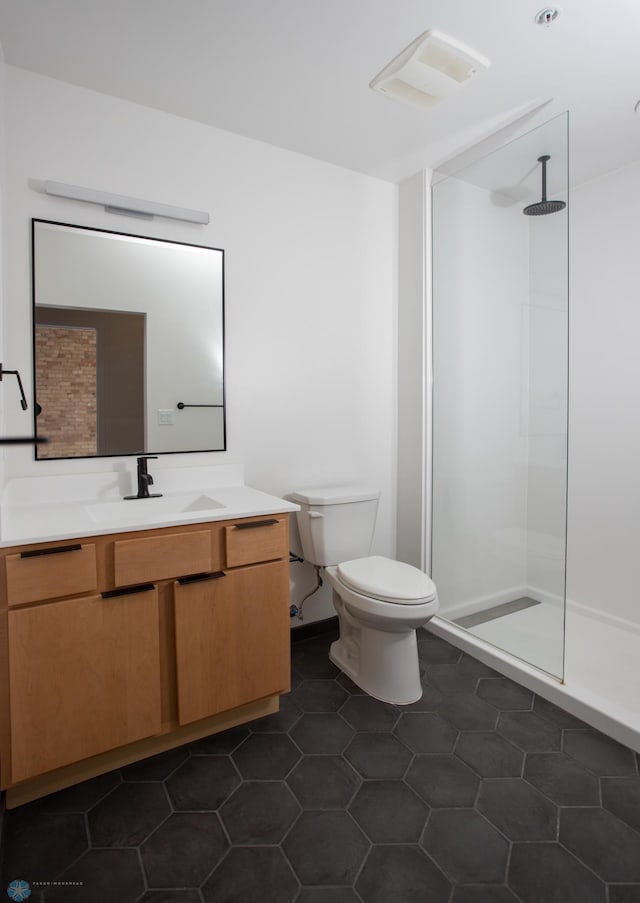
left=435, top=599, right=640, bottom=751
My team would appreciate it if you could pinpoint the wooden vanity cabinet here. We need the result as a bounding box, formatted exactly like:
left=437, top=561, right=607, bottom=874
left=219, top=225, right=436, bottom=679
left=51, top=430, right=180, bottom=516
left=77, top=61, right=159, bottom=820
left=8, top=585, right=162, bottom=784
left=0, top=513, right=291, bottom=806
left=174, top=559, right=290, bottom=724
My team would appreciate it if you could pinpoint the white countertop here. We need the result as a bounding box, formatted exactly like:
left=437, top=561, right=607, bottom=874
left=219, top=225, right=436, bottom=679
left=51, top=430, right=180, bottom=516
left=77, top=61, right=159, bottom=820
left=0, top=462, right=300, bottom=547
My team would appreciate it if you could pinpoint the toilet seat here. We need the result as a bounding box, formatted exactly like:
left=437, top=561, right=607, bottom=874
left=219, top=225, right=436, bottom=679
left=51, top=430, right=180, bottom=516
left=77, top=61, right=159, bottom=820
left=336, top=555, right=436, bottom=605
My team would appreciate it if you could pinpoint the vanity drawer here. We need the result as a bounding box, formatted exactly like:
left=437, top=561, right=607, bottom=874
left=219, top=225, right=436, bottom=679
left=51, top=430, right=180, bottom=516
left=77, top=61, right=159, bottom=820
left=114, top=530, right=212, bottom=587
left=5, top=543, right=98, bottom=606
left=224, top=517, right=288, bottom=567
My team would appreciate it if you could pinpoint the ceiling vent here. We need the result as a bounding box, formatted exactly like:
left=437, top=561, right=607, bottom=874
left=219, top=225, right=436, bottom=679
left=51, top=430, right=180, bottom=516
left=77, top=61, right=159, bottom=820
left=370, top=29, right=491, bottom=111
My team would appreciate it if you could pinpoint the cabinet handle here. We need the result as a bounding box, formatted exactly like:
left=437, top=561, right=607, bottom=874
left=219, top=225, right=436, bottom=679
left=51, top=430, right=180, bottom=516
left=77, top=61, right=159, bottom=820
left=20, top=543, right=82, bottom=559
left=177, top=571, right=226, bottom=585
left=101, top=583, right=155, bottom=599
left=233, top=519, right=279, bottom=530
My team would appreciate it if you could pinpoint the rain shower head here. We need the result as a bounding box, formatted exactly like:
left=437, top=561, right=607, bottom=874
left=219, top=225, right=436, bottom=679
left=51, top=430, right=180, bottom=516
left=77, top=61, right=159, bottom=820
left=523, top=154, right=566, bottom=216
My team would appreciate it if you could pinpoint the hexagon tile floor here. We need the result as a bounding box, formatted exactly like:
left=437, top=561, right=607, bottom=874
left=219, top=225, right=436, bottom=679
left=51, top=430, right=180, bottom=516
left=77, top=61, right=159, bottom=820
left=2, top=625, right=640, bottom=903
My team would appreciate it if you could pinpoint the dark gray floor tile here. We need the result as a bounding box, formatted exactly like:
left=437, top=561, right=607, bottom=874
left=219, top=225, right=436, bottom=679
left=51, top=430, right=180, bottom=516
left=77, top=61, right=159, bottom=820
left=455, top=731, right=524, bottom=778
left=456, top=654, right=501, bottom=678
left=286, top=755, right=360, bottom=808
left=219, top=780, right=300, bottom=843
left=296, top=889, right=361, bottom=903
left=533, top=695, right=589, bottom=729
left=422, top=808, right=509, bottom=884
left=290, top=713, right=355, bottom=754
left=609, top=887, right=640, bottom=903
left=349, top=780, right=428, bottom=843
left=138, top=893, right=202, bottom=903
left=524, top=752, right=600, bottom=805
left=476, top=778, right=557, bottom=840
left=292, top=638, right=340, bottom=679
left=292, top=679, right=349, bottom=712
left=563, top=729, right=638, bottom=776
left=424, top=664, right=479, bottom=696
left=497, top=711, right=561, bottom=752
left=437, top=693, right=498, bottom=731
left=476, top=677, right=533, bottom=711
left=88, top=781, right=170, bottom=846
left=508, top=841, right=606, bottom=903
left=452, top=887, right=520, bottom=903
left=403, top=682, right=444, bottom=711
left=231, top=732, right=301, bottom=778
left=121, top=746, right=189, bottom=782
left=39, top=771, right=122, bottom=813
left=251, top=694, right=302, bottom=732
left=1, top=811, right=87, bottom=886
left=560, top=807, right=640, bottom=882
left=283, top=810, right=369, bottom=886
left=356, top=843, right=451, bottom=903
left=44, top=848, right=145, bottom=903
left=344, top=732, right=412, bottom=778
left=165, top=754, right=240, bottom=809
left=394, top=712, right=458, bottom=753
left=406, top=755, right=479, bottom=807
left=189, top=724, right=249, bottom=754
left=418, top=630, right=463, bottom=664
left=141, top=812, right=227, bottom=888
left=336, top=671, right=367, bottom=694
left=601, top=776, right=640, bottom=832
left=339, top=695, right=400, bottom=731
left=202, top=846, right=298, bottom=903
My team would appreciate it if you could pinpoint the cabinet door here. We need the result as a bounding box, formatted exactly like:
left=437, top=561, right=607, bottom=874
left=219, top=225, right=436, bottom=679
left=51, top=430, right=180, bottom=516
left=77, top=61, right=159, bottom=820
left=174, top=561, right=290, bottom=725
left=8, top=587, right=162, bottom=783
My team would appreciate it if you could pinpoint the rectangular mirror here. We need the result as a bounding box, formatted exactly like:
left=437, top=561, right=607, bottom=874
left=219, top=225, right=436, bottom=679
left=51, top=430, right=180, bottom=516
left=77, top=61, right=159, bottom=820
left=32, top=219, right=225, bottom=459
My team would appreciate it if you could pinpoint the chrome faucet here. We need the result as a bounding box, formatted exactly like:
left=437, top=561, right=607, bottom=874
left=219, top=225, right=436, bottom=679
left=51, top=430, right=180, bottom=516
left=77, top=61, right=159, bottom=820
left=124, top=456, right=163, bottom=500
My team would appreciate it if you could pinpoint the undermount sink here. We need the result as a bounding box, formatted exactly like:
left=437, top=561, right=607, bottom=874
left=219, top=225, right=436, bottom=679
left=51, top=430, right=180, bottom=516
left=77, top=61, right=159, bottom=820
left=86, top=492, right=225, bottom=524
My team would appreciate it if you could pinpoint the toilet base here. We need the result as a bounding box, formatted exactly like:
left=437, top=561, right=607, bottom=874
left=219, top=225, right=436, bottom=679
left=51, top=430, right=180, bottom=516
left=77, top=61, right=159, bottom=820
left=329, top=603, right=423, bottom=705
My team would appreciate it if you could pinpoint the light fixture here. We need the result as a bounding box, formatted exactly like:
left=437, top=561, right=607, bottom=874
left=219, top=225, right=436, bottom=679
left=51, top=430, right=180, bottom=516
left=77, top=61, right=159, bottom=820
left=370, top=29, right=490, bottom=111
left=44, top=181, right=209, bottom=225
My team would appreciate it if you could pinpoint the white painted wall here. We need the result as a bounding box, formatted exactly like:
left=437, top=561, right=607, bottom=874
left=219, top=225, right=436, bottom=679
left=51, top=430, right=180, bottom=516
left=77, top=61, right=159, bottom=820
left=1, top=67, right=397, bottom=624
left=568, top=160, right=640, bottom=627
left=0, top=43, right=6, bottom=492
left=396, top=171, right=427, bottom=571
left=431, top=176, right=530, bottom=610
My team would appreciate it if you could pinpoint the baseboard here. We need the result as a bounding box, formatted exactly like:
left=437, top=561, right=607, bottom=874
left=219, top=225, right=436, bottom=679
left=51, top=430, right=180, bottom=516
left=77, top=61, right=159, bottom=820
left=290, top=616, right=338, bottom=645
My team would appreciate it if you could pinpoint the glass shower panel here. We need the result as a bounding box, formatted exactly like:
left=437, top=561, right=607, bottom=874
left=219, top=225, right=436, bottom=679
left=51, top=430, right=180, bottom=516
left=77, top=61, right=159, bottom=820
left=431, top=113, right=569, bottom=679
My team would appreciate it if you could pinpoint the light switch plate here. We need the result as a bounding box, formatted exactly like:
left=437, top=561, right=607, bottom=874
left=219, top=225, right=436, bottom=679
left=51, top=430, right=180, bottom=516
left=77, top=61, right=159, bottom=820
left=158, top=409, right=174, bottom=425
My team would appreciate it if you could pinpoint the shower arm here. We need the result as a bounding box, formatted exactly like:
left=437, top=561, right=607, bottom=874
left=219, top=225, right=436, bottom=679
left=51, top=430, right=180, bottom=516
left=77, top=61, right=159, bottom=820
left=539, top=154, right=550, bottom=203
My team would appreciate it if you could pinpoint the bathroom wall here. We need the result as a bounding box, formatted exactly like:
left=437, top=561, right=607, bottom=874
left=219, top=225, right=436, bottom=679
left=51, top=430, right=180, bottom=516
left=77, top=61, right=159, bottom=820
left=1, top=66, right=398, bottom=623
left=567, top=159, right=640, bottom=627
left=396, top=171, right=428, bottom=571
left=0, top=44, right=6, bottom=492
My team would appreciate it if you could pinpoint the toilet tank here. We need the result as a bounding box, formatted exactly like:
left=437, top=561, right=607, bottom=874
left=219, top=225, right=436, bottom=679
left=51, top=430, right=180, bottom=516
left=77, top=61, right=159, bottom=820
left=290, top=486, right=381, bottom=567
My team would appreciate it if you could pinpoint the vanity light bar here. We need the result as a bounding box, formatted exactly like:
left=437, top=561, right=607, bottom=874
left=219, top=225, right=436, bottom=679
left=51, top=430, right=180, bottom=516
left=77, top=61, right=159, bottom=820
left=44, top=181, right=209, bottom=225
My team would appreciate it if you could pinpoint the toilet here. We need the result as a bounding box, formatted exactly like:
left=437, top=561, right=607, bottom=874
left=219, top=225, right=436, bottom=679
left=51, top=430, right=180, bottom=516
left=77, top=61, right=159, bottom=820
left=291, top=486, right=438, bottom=705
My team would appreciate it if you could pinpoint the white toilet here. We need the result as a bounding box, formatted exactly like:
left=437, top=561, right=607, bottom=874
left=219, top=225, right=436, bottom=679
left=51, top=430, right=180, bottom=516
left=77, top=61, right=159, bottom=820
left=291, top=486, right=438, bottom=705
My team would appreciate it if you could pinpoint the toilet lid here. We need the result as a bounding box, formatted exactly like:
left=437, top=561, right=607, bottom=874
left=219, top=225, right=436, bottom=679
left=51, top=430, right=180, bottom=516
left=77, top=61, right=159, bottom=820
left=337, top=556, right=437, bottom=605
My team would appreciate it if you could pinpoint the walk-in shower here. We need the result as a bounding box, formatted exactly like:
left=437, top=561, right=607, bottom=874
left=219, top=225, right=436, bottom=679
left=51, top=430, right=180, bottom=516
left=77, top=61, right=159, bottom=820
left=429, top=113, right=639, bottom=753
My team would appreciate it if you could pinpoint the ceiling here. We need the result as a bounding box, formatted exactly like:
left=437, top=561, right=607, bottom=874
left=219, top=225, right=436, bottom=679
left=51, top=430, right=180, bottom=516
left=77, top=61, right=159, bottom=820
left=0, top=0, right=639, bottom=187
